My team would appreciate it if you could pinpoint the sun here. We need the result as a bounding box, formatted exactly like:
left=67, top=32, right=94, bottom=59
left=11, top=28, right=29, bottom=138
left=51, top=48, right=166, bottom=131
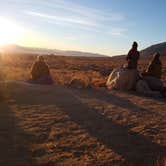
left=0, top=17, right=22, bottom=46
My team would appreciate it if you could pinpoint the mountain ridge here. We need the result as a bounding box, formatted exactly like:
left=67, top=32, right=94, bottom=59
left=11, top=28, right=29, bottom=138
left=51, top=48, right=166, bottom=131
left=0, top=44, right=108, bottom=57
left=1, top=41, right=166, bottom=57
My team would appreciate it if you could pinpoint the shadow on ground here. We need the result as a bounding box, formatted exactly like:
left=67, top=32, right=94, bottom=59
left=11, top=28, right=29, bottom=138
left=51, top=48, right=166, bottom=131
left=8, top=84, right=166, bottom=166
left=0, top=100, right=36, bottom=166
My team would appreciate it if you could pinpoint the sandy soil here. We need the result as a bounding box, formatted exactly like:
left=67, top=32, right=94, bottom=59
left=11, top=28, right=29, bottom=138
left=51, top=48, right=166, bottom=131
left=0, top=81, right=166, bottom=166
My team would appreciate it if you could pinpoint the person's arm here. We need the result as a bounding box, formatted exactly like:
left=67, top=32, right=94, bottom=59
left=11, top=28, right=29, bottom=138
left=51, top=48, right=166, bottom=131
left=158, top=63, right=162, bottom=78
left=43, top=63, right=50, bottom=75
left=126, top=50, right=132, bottom=60
left=31, top=62, right=35, bottom=75
left=137, top=52, right=140, bottom=60
left=31, top=62, right=38, bottom=79
left=45, top=64, right=50, bottom=75
left=146, top=62, right=154, bottom=74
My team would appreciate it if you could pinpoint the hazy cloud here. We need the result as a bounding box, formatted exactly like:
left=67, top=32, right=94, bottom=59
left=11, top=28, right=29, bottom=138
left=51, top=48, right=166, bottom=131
left=24, top=11, right=98, bottom=27
left=38, top=0, right=125, bottom=22
left=109, top=28, right=127, bottom=37
left=23, top=0, right=127, bottom=37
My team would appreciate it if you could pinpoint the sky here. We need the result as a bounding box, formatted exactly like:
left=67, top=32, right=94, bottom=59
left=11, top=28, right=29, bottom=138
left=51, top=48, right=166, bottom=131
left=0, top=0, right=166, bottom=55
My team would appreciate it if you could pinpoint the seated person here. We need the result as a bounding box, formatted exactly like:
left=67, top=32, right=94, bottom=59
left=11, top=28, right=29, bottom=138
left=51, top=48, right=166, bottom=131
left=141, top=53, right=165, bottom=97
left=29, top=56, right=53, bottom=84
left=145, top=52, right=162, bottom=78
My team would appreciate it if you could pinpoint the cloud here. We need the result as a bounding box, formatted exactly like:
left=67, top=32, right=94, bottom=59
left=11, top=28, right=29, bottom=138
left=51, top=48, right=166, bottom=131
left=23, top=0, right=125, bottom=26
left=38, top=0, right=125, bottom=22
left=22, top=0, right=127, bottom=37
left=24, top=11, right=98, bottom=27
left=109, top=28, right=127, bottom=37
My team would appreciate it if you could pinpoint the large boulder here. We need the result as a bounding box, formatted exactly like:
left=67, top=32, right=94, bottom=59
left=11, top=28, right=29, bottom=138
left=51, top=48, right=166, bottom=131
left=106, top=68, right=139, bottom=91
left=136, top=79, right=161, bottom=97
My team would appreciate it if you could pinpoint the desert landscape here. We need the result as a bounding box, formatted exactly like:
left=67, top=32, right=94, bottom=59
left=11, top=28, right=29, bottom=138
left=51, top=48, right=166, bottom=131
left=0, top=0, right=166, bottom=165
left=0, top=47, right=166, bottom=166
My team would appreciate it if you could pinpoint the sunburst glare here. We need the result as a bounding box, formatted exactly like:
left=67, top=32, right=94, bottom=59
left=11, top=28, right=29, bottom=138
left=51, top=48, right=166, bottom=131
left=0, top=17, right=22, bottom=46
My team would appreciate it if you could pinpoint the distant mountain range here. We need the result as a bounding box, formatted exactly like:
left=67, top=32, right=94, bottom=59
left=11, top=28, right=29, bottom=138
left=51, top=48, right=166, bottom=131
left=141, top=42, right=166, bottom=56
left=0, top=44, right=108, bottom=57
left=0, top=42, right=166, bottom=57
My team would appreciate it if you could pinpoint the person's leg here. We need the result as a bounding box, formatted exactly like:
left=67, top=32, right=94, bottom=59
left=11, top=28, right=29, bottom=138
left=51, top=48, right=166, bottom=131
left=36, top=76, right=54, bottom=85
left=27, top=79, right=36, bottom=84
left=160, top=87, right=166, bottom=98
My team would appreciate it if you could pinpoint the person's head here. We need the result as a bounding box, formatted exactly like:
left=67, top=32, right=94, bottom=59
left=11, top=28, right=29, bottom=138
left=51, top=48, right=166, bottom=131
left=37, top=55, right=44, bottom=62
left=132, top=41, right=138, bottom=50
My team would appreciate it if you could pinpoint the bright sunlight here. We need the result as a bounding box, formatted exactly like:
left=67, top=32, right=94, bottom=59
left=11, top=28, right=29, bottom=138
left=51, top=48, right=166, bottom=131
left=0, top=17, right=22, bottom=46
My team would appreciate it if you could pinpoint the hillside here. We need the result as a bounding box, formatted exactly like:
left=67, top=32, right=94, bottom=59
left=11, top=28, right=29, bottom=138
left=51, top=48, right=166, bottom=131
left=141, top=42, right=166, bottom=56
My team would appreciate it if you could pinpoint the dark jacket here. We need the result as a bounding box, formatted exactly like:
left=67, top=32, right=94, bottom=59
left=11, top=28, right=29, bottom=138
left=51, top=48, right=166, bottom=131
left=126, top=49, right=140, bottom=69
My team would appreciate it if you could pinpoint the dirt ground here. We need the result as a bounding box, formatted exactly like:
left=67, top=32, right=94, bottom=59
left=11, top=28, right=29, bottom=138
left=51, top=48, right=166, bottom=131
left=0, top=81, right=165, bottom=166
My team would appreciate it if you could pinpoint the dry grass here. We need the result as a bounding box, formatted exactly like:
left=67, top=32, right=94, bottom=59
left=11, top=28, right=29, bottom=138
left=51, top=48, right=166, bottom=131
left=0, top=54, right=166, bottom=166
left=1, top=53, right=166, bottom=87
